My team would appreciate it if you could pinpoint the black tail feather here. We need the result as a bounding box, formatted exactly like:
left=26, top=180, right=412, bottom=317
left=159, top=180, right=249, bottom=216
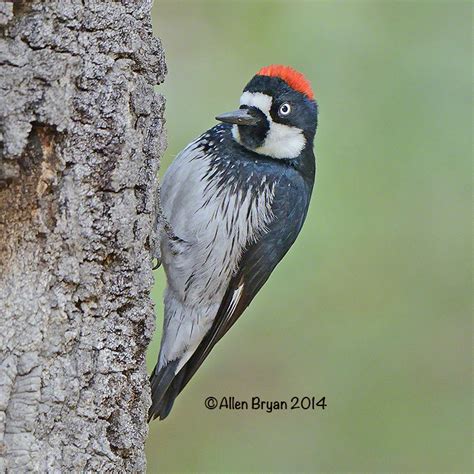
left=153, top=369, right=187, bottom=420
left=148, top=360, right=179, bottom=422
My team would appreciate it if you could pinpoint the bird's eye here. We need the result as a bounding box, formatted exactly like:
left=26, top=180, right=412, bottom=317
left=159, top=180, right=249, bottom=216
left=278, top=103, right=291, bottom=116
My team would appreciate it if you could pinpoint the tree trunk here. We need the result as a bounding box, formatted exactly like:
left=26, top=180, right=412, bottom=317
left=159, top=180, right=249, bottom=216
left=0, top=1, right=166, bottom=471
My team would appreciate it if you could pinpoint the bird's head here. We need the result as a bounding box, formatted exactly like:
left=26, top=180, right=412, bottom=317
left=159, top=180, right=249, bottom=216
left=216, top=65, right=318, bottom=160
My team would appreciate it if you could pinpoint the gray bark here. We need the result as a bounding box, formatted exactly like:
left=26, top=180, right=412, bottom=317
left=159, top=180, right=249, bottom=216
left=0, top=1, right=166, bottom=471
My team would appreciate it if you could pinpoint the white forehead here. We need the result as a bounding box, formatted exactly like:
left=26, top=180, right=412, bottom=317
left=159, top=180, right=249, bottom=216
left=239, top=91, right=272, bottom=114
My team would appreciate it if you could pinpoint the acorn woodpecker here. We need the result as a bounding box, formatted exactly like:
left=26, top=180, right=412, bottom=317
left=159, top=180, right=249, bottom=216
left=149, top=65, right=318, bottom=421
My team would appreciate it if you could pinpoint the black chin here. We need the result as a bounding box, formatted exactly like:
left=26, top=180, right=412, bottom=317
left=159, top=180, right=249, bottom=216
left=235, top=107, right=269, bottom=149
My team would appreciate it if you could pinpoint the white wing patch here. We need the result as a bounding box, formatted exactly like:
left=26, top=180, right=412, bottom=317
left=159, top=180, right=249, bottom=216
left=227, top=282, right=244, bottom=321
left=234, top=91, right=306, bottom=160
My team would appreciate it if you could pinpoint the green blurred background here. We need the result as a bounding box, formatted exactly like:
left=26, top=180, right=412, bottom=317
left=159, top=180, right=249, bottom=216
left=147, top=1, right=472, bottom=472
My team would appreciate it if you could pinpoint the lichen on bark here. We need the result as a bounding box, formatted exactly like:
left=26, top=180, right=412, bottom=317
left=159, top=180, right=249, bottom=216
left=0, top=1, right=166, bottom=471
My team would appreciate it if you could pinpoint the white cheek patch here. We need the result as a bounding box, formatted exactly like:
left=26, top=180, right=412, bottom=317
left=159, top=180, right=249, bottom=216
left=255, top=122, right=306, bottom=159
left=235, top=91, right=306, bottom=159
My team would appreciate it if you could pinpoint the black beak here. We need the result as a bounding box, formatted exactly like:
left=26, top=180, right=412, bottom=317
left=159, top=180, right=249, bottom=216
left=215, top=108, right=260, bottom=126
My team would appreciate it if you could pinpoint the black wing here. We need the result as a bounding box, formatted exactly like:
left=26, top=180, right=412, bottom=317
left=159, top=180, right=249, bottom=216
left=149, top=172, right=313, bottom=420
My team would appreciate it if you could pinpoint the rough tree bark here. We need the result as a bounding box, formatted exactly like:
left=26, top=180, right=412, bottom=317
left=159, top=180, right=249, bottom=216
left=0, top=1, right=166, bottom=471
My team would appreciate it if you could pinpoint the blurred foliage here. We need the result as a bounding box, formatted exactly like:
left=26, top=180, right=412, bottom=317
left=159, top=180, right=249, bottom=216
left=147, top=1, right=472, bottom=472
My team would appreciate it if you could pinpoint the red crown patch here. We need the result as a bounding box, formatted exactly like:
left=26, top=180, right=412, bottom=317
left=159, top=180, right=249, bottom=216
left=257, top=65, right=314, bottom=100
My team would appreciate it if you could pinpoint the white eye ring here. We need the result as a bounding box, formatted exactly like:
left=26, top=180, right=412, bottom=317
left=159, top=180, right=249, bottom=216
left=279, top=103, right=291, bottom=116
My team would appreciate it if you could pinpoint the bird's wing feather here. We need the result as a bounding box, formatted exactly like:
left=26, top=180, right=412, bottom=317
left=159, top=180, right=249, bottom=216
left=169, top=173, right=312, bottom=397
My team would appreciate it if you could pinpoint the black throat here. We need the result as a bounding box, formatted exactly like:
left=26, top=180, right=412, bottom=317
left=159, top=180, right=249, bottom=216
left=236, top=106, right=269, bottom=149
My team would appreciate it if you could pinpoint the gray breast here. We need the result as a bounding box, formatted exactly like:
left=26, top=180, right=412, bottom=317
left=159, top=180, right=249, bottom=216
left=160, top=136, right=275, bottom=307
